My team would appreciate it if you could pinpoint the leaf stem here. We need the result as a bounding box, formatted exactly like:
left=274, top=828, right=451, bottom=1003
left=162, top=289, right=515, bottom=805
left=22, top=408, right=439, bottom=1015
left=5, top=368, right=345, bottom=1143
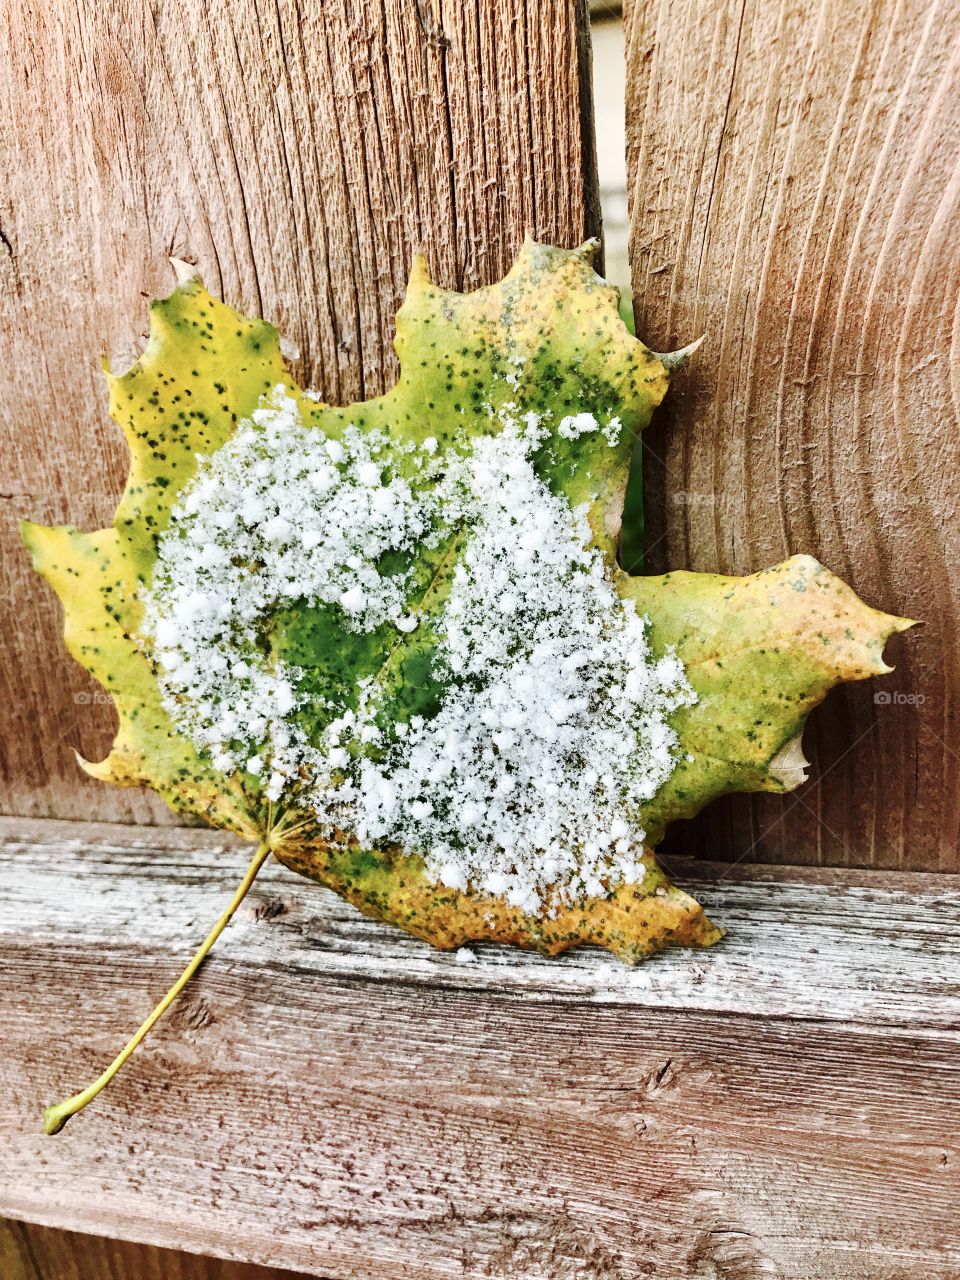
left=43, top=837, right=273, bottom=1135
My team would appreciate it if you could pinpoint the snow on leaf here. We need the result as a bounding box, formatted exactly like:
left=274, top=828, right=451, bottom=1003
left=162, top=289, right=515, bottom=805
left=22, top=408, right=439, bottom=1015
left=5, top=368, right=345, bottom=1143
left=23, top=240, right=914, bottom=1133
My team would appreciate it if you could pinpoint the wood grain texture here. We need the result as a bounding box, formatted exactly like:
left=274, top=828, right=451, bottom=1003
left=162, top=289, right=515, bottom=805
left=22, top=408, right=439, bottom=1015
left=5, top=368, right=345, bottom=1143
left=0, top=0, right=599, bottom=823
left=0, top=1217, right=313, bottom=1280
left=625, top=0, right=960, bottom=871
left=3, top=819, right=959, bottom=1278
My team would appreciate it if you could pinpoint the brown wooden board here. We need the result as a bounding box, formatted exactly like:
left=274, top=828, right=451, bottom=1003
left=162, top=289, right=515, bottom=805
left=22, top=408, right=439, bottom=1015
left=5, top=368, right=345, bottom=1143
left=2, top=819, right=959, bottom=1278
left=0, top=1218, right=313, bottom=1280
left=0, top=0, right=599, bottom=823
left=625, top=0, right=960, bottom=871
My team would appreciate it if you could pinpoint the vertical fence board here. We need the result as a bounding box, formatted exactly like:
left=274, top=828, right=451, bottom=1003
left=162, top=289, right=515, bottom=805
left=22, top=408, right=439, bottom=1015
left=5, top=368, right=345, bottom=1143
left=625, top=0, right=960, bottom=871
left=0, top=1217, right=313, bottom=1280
left=0, top=0, right=598, bottom=823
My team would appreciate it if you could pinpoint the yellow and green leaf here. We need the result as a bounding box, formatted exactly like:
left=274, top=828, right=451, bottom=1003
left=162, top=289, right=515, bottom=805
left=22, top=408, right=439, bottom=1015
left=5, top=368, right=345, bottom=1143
left=23, top=241, right=911, bottom=966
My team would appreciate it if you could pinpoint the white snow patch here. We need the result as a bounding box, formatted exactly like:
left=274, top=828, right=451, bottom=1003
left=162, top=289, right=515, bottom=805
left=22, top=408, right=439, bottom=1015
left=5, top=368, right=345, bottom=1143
left=143, top=387, right=696, bottom=916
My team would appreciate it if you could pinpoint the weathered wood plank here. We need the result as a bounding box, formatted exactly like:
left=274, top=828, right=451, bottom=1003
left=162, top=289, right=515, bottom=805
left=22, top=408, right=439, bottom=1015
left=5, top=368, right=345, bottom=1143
left=0, top=0, right=598, bottom=824
left=2, top=819, right=959, bottom=1277
left=624, top=0, right=960, bottom=871
left=2, top=818, right=959, bottom=1026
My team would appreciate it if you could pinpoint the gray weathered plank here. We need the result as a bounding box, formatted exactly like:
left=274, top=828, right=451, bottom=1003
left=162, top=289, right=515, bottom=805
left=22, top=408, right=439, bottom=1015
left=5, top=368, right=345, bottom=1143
left=2, top=818, right=959, bottom=1026
left=2, top=819, right=959, bottom=1277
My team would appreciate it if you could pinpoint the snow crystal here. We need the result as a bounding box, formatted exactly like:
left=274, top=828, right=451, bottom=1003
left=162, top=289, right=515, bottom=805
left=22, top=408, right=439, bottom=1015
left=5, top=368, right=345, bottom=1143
left=141, top=386, right=438, bottom=785
left=603, top=415, right=624, bottom=446
left=557, top=411, right=600, bottom=439
left=556, top=411, right=623, bottom=447
left=143, top=387, right=696, bottom=916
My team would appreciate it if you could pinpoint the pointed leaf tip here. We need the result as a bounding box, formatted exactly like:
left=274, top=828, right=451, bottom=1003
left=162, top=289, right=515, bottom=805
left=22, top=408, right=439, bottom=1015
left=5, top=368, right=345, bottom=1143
left=408, top=252, right=432, bottom=288
left=653, top=334, right=705, bottom=371
left=768, top=732, right=810, bottom=790
left=892, top=614, right=922, bottom=634
left=875, top=611, right=921, bottom=674
left=170, top=257, right=199, bottom=285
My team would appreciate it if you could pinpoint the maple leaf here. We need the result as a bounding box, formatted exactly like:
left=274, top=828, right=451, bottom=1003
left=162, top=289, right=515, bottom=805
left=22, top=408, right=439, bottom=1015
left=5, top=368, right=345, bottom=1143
left=22, top=242, right=912, bottom=1132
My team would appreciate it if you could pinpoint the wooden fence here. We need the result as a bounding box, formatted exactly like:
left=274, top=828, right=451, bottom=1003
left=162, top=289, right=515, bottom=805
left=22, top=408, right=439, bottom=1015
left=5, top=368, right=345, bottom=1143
left=627, top=0, right=960, bottom=873
left=1, top=1, right=958, bottom=1276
